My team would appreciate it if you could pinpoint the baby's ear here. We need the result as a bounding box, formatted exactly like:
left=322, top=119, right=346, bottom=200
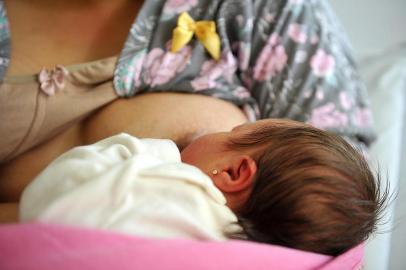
left=215, top=155, right=257, bottom=193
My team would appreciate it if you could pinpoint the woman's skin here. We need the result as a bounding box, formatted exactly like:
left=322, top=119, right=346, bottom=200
left=4, top=0, right=142, bottom=76
left=0, top=0, right=248, bottom=222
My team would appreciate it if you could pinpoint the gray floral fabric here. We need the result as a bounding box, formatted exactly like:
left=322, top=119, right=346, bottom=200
left=0, top=0, right=376, bottom=147
left=114, top=0, right=375, bottom=147
left=0, top=1, right=10, bottom=79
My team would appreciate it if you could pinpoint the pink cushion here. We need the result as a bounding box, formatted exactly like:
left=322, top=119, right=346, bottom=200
left=0, top=223, right=363, bottom=270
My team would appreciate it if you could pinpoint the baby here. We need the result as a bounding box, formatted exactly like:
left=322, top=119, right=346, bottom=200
left=19, top=119, right=386, bottom=256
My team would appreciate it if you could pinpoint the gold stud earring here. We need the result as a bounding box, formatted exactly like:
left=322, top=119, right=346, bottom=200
left=212, top=169, right=218, bottom=175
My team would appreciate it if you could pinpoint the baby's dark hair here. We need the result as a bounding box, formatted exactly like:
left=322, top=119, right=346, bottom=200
left=226, top=121, right=389, bottom=256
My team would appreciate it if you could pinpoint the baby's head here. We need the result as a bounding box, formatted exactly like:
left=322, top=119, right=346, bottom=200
left=181, top=119, right=387, bottom=256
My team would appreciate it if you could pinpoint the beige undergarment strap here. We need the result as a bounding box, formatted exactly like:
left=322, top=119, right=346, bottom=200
left=0, top=56, right=119, bottom=163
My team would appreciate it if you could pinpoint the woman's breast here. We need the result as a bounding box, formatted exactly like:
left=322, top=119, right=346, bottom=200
left=83, top=92, right=249, bottom=149
left=0, top=92, right=248, bottom=202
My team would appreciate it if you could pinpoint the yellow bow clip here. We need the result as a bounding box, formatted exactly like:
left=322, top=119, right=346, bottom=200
left=171, top=12, right=221, bottom=60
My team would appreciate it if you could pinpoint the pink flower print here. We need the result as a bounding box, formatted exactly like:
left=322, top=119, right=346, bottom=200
left=310, top=49, right=335, bottom=77
left=339, top=91, right=353, bottom=110
left=308, top=103, right=348, bottom=129
left=222, top=51, right=239, bottom=82
left=310, top=34, right=319, bottom=44
left=269, top=33, right=281, bottom=46
left=190, top=76, right=217, bottom=90
left=288, top=23, right=307, bottom=44
left=191, top=50, right=237, bottom=91
left=38, top=65, right=69, bottom=96
left=125, top=54, right=146, bottom=89
left=144, top=46, right=191, bottom=87
left=133, top=55, right=145, bottom=88
left=354, top=108, right=373, bottom=127
left=253, top=34, right=288, bottom=81
left=143, top=48, right=164, bottom=84
left=242, top=73, right=254, bottom=91
left=190, top=59, right=219, bottom=90
left=163, top=0, right=198, bottom=14
left=233, top=86, right=250, bottom=99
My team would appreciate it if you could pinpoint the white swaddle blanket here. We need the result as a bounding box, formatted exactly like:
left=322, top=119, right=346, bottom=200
left=20, top=133, right=239, bottom=240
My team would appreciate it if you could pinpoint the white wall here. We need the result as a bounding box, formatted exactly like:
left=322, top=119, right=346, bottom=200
left=330, top=0, right=406, bottom=59
left=329, top=1, right=406, bottom=270
left=390, top=93, right=406, bottom=270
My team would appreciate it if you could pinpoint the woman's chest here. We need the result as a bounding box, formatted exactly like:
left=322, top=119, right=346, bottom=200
left=4, top=0, right=141, bottom=76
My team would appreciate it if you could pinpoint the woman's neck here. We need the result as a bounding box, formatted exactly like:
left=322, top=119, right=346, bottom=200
left=4, top=0, right=144, bottom=76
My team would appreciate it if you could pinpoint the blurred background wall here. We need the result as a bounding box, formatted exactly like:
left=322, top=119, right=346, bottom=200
left=330, top=1, right=406, bottom=269
left=331, top=0, right=406, bottom=58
